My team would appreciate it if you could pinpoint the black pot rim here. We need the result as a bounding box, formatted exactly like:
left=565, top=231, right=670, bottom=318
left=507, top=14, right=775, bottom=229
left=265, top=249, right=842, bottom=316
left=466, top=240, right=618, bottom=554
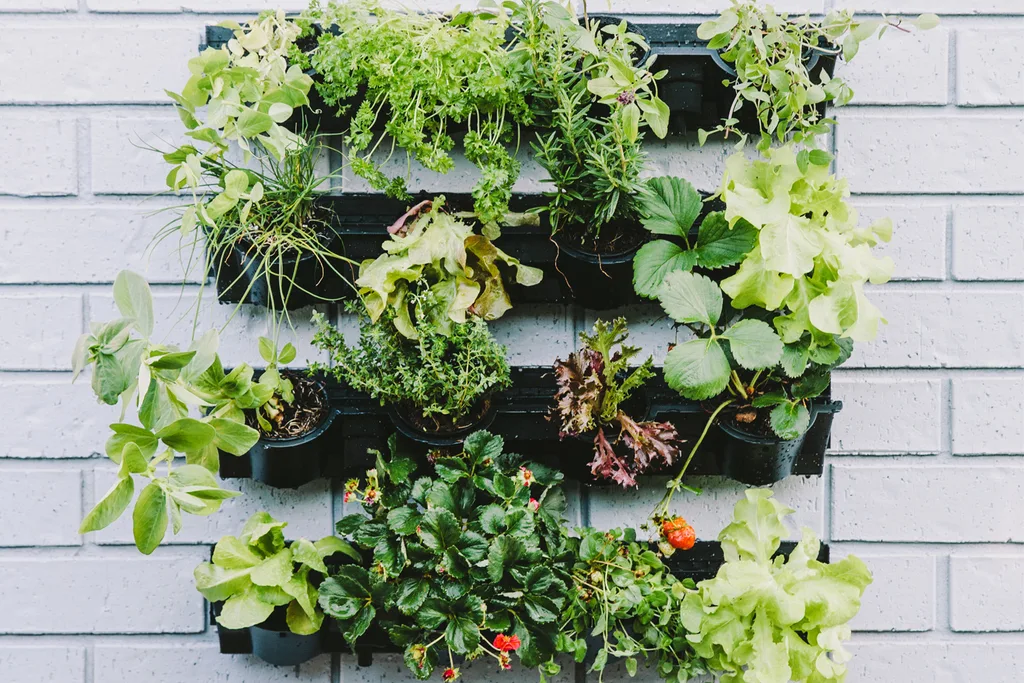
left=255, top=375, right=338, bottom=446
left=717, top=408, right=820, bottom=445
left=231, top=225, right=340, bottom=268
left=553, top=231, right=644, bottom=264
left=387, top=398, right=498, bottom=446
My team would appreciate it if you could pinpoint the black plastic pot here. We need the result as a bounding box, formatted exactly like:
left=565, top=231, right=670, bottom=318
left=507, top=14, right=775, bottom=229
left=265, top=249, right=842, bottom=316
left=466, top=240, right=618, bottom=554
left=213, top=229, right=351, bottom=310
left=247, top=378, right=338, bottom=489
left=387, top=399, right=498, bottom=447
left=553, top=234, right=643, bottom=310
left=716, top=409, right=821, bottom=486
left=250, top=607, right=323, bottom=666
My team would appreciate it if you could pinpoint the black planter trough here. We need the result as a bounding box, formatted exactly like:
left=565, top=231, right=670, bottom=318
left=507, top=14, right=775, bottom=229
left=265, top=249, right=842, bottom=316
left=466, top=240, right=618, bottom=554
left=716, top=407, right=826, bottom=487
left=553, top=234, right=643, bottom=311
left=387, top=398, right=498, bottom=448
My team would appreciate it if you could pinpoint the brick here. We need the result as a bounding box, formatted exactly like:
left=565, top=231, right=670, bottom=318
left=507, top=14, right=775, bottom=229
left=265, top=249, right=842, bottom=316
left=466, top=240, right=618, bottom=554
left=0, top=553, right=205, bottom=633
left=488, top=305, right=574, bottom=365
left=90, top=114, right=184, bottom=195
left=93, top=644, right=331, bottom=682
left=0, top=646, right=85, bottom=683
left=832, top=465, right=1024, bottom=542
left=88, top=292, right=328, bottom=369
left=851, top=202, right=946, bottom=282
left=842, top=554, right=936, bottom=632
left=0, top=294, right=83, bottom=370
left=0, top=376, right=112, bottom=458
left=958, top=30, right=1024, bottom=106
left=842, top=28, right=949, bottom=105
left=843, top=1, right=1024, bottom=12
left=94, top=475, right=332, bottom=545
left=952, top=377, right=1024, bottom=455
left=0, top=116, right=77, bottom=196
left=88, top=0, right=309, bottom=11
left=0, top=27, right=196, bottom=104
left=950, top=555, right=1024, bottom=632
left=0, top=205, right=196, bottom=284
left=587, top=475, right=824, bottom=538
left=952, top=205, right=1024, bottom=281
left=845, top=291, right=1024, bottom=369
left=830, top=376, right=943, bottom=454
left=848, top=642, right=1024, bottom=683
left=0, top=0, right=75, bottom=11
left=0, top=470, right=82, bottom=547
left=646, top=137, right=735, bottom=194
left=836, top=115, right=1024, bottom=194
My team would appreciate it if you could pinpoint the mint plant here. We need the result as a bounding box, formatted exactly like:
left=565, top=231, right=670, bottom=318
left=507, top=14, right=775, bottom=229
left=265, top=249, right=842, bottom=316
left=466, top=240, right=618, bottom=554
left=196, top=512, right=360, bottom=635
left=698, top=1, right=939, bottom=150
left=72, top=271, right=262, bottom=553
left=318, top=432, right=571, bottom=679
left=552, top=318, right=681, bottom=487
left=632, top=176, right=757, bottom=298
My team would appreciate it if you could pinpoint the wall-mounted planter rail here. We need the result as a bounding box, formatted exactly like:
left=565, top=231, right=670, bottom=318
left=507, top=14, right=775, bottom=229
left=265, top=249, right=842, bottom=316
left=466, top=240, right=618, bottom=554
left=220, top=367, right=840, bottom=487
left=201, top=23, right=835, bottom=139
left=212, top=192, right=725, bottom=311
left=213, top=541, right=830, bottom=665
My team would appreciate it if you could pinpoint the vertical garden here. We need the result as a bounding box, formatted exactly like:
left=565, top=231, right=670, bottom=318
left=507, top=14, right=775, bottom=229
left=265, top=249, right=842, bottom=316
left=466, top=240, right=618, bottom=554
left=70, top=1, right=937, bottom=681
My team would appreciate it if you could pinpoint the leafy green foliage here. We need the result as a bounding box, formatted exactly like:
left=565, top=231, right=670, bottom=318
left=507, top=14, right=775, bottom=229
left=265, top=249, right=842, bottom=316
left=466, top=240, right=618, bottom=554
left=310, top=304, right=510, bottom=429
left=318, top=433, right=572, bottom=676
left=717, top=145, right=893, bottom=353
left=632, top=176, right=758, bottom=298
left=552, top=319, right=680, bottom=487
left=354, top=198, right=541, bottom=340
left=698, top=1, right=939, bottom=150
left=558, top=528, right=709, bottom=683
left=303, top=0, right=530, bottom=224
left=680, top=490, right=872, bottom=683
left=509, top=0, right=668, bottom=242
left=661, top=272, right=784, bottom=401
left=72, top=271, right=274, bottom=553
left=252, top=337, right=297, bottom=434
left=195, top=512, right=359, bottom=635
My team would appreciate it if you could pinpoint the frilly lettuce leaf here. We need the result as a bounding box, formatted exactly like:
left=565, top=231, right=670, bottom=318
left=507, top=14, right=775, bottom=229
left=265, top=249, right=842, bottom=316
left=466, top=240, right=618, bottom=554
left=681, top=489, right=872, bottom=683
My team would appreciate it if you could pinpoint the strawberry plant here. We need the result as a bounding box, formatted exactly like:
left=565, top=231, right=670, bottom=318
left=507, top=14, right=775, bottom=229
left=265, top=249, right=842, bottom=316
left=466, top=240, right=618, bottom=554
left=317, top=432, right=572, bottom=678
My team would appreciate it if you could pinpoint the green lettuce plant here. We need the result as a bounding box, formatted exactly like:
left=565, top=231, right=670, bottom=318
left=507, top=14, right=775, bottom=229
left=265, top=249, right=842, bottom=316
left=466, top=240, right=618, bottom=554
left=72, top=271, right=263, bottom=553
left=632, top=176, right=757, bottom=299
left=318, top=432, right=571, bottom=679
left=354, top=198, right=542, bottom=340
left=697, top=1, right=939, bottom=150
left=509, top=0, right=669, bottom=245
left=195, top=512, right=360, bottom=635
left=299, top=0, right=530, bottom=224
left=310, top=304, right=511, bottom=431
left=717, top=144, right=892, bottom=356
left=680, top=489, right=872, bottom=683
left=552, top=318, right=681, bottom=487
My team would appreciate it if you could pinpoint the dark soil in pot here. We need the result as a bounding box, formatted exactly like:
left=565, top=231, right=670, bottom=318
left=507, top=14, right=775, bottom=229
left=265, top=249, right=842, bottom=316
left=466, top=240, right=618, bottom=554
left=388, top=396, right=498, bottom=447
left=713, top=404, right=820, bottom=486
left=553, top=221, right=646, bottom=310
left=250, top=606, right=323, bottom=666
left=245, top=372, right=337, bottom=489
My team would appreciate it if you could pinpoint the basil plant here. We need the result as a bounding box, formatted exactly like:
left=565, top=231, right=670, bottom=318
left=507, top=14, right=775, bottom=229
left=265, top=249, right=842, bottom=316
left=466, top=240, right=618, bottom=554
left=72, top=271, right=273, bottom=553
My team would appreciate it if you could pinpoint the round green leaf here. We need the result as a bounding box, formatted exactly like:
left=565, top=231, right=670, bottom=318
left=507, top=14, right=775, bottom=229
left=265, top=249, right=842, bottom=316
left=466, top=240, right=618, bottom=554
left=133, top=482, right=168, bottom=554
left=80, top=475, right=134, bottom=534
left=633, top=240, right=698, bottom=299
left=721, top=319, right=784, bottom=371
left=658, top=271, right=723, bottom=327
left=639, top=176, right=702, bottom=237
left=663, top=338, right=731, bottom=401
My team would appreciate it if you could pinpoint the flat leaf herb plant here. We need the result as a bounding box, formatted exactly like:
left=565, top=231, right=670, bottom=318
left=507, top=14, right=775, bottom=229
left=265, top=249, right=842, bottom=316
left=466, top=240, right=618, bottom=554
left=319, top=432, right=572, bottom=679
left=552, top=318, right=681, bottom=487
left=698, top=1, right=939, bottom=150
left=196, top=511, right=360, bottom=635
left=299, top=0, right=531, bottom=225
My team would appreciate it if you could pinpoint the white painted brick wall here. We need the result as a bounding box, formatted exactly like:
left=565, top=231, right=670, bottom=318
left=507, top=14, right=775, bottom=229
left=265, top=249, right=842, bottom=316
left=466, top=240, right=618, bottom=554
left=1, top=4, right=1022, bottom=683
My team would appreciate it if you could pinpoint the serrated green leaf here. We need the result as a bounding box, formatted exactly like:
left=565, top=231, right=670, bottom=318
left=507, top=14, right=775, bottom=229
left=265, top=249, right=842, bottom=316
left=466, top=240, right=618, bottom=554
left=419, top=508, right=461, bottom=552
left=639, top=176, right=702, bottom=237
left=663, top=338, right=731, bottom=401
left=721, top=319, right=784, bottom=371
left=694, top=213, right=758, bottom=269
left=658, top=271, right=723, bottom=327
left=769, top=402, right=810, bottom=440
left=633, top=240, right=697, bottom=299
